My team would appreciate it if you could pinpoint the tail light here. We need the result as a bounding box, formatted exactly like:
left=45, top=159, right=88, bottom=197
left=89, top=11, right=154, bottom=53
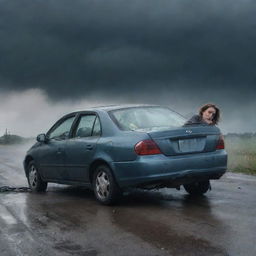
left=134, top=140, right=162, bottom=155
left=216, top=135, right=225, bottom=150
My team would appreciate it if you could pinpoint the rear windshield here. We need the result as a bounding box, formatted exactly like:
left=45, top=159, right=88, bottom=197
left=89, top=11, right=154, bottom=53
left=109, top=107, right=185, bottom=131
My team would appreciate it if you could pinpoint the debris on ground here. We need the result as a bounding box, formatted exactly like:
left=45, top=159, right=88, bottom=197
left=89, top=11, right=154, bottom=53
left=0, top=186, right=31, bottom=192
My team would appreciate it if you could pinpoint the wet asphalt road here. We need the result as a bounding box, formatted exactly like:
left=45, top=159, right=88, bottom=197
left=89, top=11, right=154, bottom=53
left=0, top=144, right=255, bottom=256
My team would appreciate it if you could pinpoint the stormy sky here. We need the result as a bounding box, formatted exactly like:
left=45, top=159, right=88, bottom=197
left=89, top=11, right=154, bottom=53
left=0, top=0, right=256, bottom=136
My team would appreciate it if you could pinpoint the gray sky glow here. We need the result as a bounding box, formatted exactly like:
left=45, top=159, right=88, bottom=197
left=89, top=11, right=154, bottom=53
left=0, top=0, right=255, bottom=136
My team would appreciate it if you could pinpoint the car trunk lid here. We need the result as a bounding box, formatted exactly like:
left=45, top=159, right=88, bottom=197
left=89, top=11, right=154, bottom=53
left=147, top=125, right=220, bottom=156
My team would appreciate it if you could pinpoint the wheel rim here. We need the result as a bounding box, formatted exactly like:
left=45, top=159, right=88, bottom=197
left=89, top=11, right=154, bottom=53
left=95, top=170, right=110, bottom=200
left=29, top=165, right=38, bottom=189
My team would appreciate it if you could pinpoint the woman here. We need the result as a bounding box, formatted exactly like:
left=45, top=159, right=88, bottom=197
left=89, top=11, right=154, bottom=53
left=185, top=103, right=220, bottom=125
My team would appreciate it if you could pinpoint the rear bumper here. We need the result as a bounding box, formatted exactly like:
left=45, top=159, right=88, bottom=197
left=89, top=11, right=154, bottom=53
left=112, top=150, right=227, bottom=188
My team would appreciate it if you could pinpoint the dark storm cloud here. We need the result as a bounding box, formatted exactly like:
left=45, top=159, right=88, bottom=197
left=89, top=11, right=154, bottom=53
left=0, top=0, right=255, bottom=101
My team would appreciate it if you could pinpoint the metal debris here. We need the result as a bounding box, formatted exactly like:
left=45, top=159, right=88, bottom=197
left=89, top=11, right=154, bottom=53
left=0, top=186, right=31, bottom=193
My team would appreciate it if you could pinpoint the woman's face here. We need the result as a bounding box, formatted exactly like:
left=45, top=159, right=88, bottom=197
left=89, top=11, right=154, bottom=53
left=202, top=107, right=216, bottom=124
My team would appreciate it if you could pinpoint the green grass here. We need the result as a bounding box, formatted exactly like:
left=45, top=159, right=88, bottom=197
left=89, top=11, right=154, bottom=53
left=225, top=135, right=256, bottom=175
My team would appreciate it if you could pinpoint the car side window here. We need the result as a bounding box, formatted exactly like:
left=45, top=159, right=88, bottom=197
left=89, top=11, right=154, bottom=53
left=92, top=117, right=101, bottom=136
left=75, top=115, right=97, bottom=138
left=48, top=116, right=76, bottom=140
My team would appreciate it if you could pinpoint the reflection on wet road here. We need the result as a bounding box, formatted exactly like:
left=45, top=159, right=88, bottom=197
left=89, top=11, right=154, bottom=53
left=0, top=144, right=256, bottom=256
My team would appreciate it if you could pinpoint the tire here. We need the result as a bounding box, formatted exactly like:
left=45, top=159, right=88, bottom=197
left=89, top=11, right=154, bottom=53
left=27, top=161, right=47, bottom=192
left=183, top=180, right=210, bottom=195
left=92, top=165, right=121, bottom=205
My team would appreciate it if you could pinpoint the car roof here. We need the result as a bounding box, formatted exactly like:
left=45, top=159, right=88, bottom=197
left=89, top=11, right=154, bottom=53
left=92, top=104, right=160, bottom=111
left=71, top=104, right=163, bottom=114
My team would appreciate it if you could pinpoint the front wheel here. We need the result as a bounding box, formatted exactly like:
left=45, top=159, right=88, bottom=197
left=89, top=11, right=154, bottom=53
left=28, top=161, right=47, bottom=192
left=183, top=180, right=210, bottom=195
left=93, top=165, right=121, bottom=205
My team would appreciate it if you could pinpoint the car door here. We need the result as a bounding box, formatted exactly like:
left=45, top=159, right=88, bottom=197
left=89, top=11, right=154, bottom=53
left=64, top=114, right=101, bottom=182
left=39, top=114, right=76, bottom=180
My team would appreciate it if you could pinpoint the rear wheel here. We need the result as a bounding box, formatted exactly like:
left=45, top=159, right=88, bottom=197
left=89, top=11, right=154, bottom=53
left=93, top=165, right=121, bottom=205
left=28, top=161, right=47, bottom=192
left=183, top=180, right=210, bottom=195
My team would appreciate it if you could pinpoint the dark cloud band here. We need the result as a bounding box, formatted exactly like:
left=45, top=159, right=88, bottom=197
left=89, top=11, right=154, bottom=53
left=0, top=0, right=255, bottom=101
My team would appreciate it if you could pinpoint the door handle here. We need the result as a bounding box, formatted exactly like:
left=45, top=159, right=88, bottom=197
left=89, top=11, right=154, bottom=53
left=86, top=144, right=93, bottom=150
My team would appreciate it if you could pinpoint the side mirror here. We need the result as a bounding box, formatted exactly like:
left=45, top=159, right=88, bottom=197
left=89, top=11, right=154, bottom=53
left=36, top=133, right=48, bottom=143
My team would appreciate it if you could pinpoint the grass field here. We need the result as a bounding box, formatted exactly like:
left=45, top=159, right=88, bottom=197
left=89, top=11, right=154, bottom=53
left=225, top=134, right=256, bottom=175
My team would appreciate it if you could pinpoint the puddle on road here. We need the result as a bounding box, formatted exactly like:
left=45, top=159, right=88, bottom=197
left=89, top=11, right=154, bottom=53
left=106, top=189, right=228, bottom=256
left=54, top=240, right=98, bottom=256
left=0, top=205, right=17, bottom=225
left=21, top=187, right=98, bottom=232
left=112, top=209, right=226, bottom=256
left=1, top=194, right=29, bottom=226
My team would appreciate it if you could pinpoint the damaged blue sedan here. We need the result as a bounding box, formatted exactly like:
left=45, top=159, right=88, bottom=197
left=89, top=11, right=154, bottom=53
left=24, top=105, right=227, bottom=204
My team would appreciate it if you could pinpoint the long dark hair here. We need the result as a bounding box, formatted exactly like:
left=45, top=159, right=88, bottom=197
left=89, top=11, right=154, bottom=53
left=199, top=103, right=220, bottom=125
